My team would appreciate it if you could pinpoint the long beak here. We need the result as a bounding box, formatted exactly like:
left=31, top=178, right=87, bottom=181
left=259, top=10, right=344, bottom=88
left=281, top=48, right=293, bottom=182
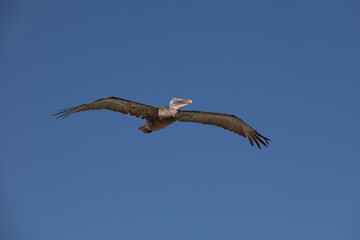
left=184, top=99, right=192, bottom=103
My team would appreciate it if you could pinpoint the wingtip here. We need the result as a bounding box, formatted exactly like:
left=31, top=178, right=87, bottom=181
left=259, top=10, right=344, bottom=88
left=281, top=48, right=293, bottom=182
left=248, top=131, right=271, bottom=150
left=52, top=107, right=74, bottom=119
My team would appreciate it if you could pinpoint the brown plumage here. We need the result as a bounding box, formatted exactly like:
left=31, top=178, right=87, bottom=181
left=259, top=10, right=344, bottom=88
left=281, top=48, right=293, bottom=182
left=54, top=96, right=270, bottom=149
left=175, top=111, right=270, bottom=149
left=54, top=96, right=158, bottom=119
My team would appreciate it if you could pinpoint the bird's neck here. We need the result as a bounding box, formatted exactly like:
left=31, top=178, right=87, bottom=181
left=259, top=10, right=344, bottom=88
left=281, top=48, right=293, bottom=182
left=169, top=108, right=178, bottom=116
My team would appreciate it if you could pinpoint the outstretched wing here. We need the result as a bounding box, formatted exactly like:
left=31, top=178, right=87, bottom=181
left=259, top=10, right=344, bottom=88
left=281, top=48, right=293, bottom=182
left=53, top=96, right=158, bottom=119
left=176, top=110, right=270, bottom=149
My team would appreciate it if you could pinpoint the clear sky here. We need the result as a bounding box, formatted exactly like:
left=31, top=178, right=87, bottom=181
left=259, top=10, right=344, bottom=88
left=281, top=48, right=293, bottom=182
left=1, top=0, right=360, bottom=239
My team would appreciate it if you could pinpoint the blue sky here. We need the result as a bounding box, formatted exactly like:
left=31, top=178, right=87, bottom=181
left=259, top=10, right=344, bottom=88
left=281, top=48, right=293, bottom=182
left=1, top=0, right=360, bottom=239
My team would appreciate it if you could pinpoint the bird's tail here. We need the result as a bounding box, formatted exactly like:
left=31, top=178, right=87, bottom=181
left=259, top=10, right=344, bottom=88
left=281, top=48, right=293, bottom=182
left=139, top=125, right=152, bottom=134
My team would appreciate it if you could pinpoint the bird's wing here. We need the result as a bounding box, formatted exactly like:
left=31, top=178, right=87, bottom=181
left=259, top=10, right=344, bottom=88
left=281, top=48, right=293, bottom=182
left=176, top=110, right=270, bottom=149
left=53, top=96, right=158, bottom=119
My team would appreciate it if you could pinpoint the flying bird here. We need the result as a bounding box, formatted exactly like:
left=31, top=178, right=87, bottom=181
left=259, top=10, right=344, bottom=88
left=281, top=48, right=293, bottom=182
left=54, top=97, right=270, bottom=149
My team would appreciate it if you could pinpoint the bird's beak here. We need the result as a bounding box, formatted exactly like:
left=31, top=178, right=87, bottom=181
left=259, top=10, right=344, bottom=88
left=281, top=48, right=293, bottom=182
left=184, top=99, right=192, bottom=103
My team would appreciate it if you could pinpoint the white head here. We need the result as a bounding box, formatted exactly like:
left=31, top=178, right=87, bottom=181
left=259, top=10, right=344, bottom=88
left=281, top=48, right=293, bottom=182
left=169, top=98, right=192, bottom=110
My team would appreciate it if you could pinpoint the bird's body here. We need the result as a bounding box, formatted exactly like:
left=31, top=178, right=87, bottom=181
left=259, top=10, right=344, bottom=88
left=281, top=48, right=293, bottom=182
left=54, top=96, right=270, bottom=149
left=140, top=117, right=176, bottom=133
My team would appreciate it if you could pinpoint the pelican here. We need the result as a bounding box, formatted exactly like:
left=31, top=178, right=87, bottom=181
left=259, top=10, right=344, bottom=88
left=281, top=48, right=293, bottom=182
left=54, top=96, right=270, bottom=149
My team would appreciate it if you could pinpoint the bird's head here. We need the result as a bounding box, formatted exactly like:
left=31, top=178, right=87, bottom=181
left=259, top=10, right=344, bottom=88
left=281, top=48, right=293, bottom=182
left=170, top=98, right=192, bottom=110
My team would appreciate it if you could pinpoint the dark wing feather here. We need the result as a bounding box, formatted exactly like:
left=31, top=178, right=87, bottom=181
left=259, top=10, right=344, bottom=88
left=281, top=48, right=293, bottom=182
left=53, top=96, right=158, bottom=119
left=176, top=110, right=270, bottom=149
